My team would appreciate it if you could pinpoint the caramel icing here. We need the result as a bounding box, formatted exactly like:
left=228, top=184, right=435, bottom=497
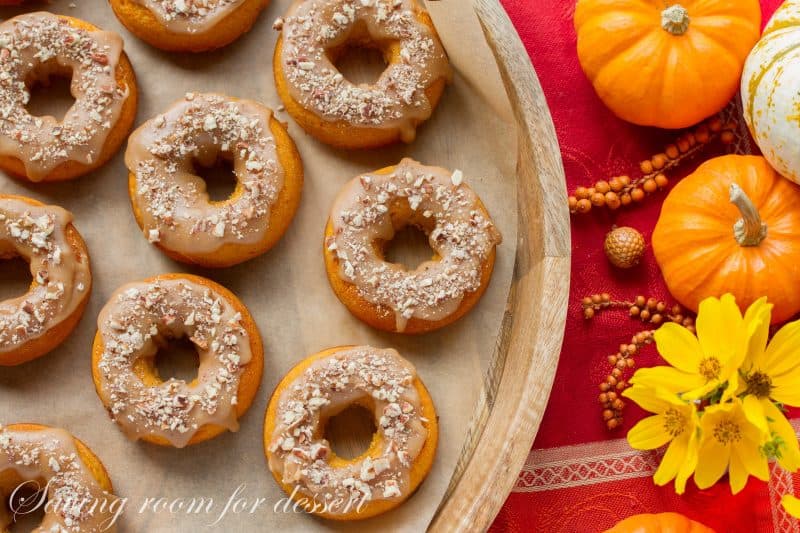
left=0, top=425, right=119, bottom=533
left=326, top=159, right=501, bottom=331
left=278, top=0, right=452, bottom=142
left=0, top=198, right=90, bottom=356
left=268, top=346, right=430, bottom=514
left=0, top=13, right=130, bottom=181
left=95, top=278, right=254, bottom=448
left=125, top=93, right=285, bottom=256
left=133, top=0, right=246, bottom=35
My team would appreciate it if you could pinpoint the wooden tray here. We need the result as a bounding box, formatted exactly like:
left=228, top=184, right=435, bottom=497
left=430, top=1, right=570, bottom=530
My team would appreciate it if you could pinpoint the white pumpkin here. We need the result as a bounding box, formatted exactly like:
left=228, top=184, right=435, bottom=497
left=742, top=1, right=800, bottom=185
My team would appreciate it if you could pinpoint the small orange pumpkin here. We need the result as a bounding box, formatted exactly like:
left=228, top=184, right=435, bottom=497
left=574, top=0, right=761, bottom=129
left=653, top=155, right=800, bottom=324
left=605, top=512, right=716, bottom=533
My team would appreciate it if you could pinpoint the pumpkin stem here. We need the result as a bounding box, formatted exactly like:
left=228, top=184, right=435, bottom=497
left=730, top=183, right=767, bottom=247
left=662, top=4, right=690, bottom=35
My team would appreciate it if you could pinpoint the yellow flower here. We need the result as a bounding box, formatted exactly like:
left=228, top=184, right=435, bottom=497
left=631, top=294, right=764, bottom=400
left=735, top=300, right=800, bottom=471
left=782, top=495, right=800, bottom=519
left=623, top=386, right=699, bottom=494
left=694, top=399, right=769, bottom=494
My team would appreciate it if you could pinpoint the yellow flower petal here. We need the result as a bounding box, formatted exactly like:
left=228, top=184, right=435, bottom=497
left=626, top=414, right=672, bottom=450
left=782, top=495, right=800, bottom=519
left=622, top=386, right=671, bottom=414
left=742, top=395, right=769, bottom=436
left=630, top=366, right=705, bottom=395
left=694, top=438, right=730, bottom=490
left=653, top=323, right=703, bottom=373
left=654, top=430, right=697, bottom=494
left=696, top=294, right=742, bottom=364
left=743, top=297, right=772, bottom=368
left=770, top=373, right=800, bottom=407
left=762, top=400, right=800, bottom=472
left=762, top=320, right=800, bottom=379
left=681, top=379, right=722, bottom=401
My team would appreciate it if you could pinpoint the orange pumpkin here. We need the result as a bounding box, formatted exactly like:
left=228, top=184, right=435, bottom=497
left=605, top=512, right=715, bottom=533
left=574, top=0, right=761, bottom=129
left=653, top=155, right=800, bottom=324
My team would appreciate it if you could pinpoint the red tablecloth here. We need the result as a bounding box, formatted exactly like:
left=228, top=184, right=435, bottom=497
left=492, top=1, right=792, bottom=532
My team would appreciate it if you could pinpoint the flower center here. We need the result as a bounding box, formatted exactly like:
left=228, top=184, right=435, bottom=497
left=745, top=371, right=773, bottom=399
left=662, top=407, right=686, bottom=437
left=713, top=419, right=741, bottom=445
left=698, top=357, right=721, bottom=381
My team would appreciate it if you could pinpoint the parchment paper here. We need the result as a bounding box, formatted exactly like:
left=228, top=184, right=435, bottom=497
left=0, top=1, right=518, bottom=530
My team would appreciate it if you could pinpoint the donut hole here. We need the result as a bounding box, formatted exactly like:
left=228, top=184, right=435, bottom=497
left=0, top=254, right=33, bottom=301
left=4, top=476, right=47, bottom=532
left=153, top=336, right=200, bottom=384
left=192, top=152, right=239, bottom=203
left=323, top=403, right=377, bottom=460
left=382, top=225, right=434, bottom=270
left=326, top=23, right=392, bottom=85
left=24, top=61, right=76, bottom=122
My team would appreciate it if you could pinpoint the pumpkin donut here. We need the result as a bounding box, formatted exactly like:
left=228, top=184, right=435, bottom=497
left=273, top=0, right=452, bottom=149
left=126, top=93, right=303, bottom=268
left=0, top=423, right=120, bottom=533
left=108, top=0, right=269, bottom=52
left=0, top=13, right=137, bottom=183
left=324, top=159, right=502, bottom=334
left=264, top=345, right=437, bottom=520
left=0, top=195, right=91, bottom=366
left=91, top=273, right=264, bottom=448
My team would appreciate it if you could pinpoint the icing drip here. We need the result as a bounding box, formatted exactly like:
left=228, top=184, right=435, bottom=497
left=133, top=0, right=247, bottom=34
left=0, top=13, right=130, bottom=181
left=95, top=278, right=253, bottom=448
left=268, top=346, right=429, bottom=515
left=327, top=159, right=502, bottom=331
left=279, top=0, right=452, bottom=141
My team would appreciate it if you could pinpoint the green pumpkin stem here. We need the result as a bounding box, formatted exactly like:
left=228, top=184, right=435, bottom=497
left=662, top=4, right=690, bottom=35
left=730, top=183, right=767, bottom=246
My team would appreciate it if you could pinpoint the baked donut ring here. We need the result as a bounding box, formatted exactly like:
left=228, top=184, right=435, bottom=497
left=126, top=93, right=303, bottom=268
left=324, top=159, right=502, bottom=334
left=0, top=423, right=120, bottom=533
left=264, top=345, right=437, bottom=520
left=0, top=195, right=91, bottom=366
left=109, top=0, right=269, bottom=52
left=91, top=273, right=263, bottom=448
left=0, top=13, right=137, bottom=182
left=274, top=0, right=452, bottom=149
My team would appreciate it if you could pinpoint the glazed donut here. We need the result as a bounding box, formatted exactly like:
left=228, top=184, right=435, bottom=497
left=0, top=423, right=119, bottom=533
left=91, top=273, right=263, bottom=448
left=109, top=0, right=269, bottom=52
left=264, top=345, right=437, bottom=520
left=324, top=159, right=502, bottom=334
left=0, top=13, right=137, bottom=183
left=0, top=195, right=91, bottom=366
left=126, top=93, right=303, bottom=268
left=274, top=0, right=452, bottom=149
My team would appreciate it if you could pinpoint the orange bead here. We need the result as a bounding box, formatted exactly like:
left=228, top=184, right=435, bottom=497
left=685, top=133, right=697, bottom=146
left=575, top=186, right=590, bottom=199
left=643, top=179, right=658, bottom=193
left=654, top=174, right=668, bottom=188
left=605, top=192, right=620, bottom=209
left=620, top=193, right=632, bottom=206
left=619, top=175, right=631, bottom=186
left=568, top=196, right=578, bottom=211
left=665, top=144, right=679, bottom=159
left=591, top=192, right=606, bottom=206
left=696, top=125, right=710, bottom=143
left=640, top=160, right=654, bottom=174
left=595, top=180, right=611, bottom=194
left=651, top=153, right=668, bottom=170
left=677, top=138, right=690, bottom=153
left=609, top=177, right=623, bottom=192
left=708, top=116, right=723, bottom=132
left=631, top=188, right=645, bottom=202
left=721, top=130, right=735, bottom=144
left=577, top=199, right=592, bottom=213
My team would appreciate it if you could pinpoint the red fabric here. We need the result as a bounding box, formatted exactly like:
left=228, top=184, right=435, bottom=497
left=493, top=1, right=786, bottom=531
